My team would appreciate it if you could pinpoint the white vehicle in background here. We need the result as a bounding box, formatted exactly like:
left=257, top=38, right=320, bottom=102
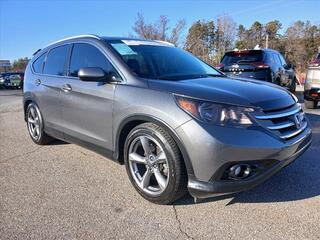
left=304, top=65, right=320, bottom=109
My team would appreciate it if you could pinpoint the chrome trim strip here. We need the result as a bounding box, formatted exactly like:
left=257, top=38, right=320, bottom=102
left=280, top=122, right=308, bottom=139
left=255, top=106, right=301, bottom=120
left=267, top=121, right=295, bottom=130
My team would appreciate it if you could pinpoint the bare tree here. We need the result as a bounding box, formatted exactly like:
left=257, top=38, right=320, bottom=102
left=284, top=20, right=320, bottom=72
left=215, top=15, right=237, bottom=61
left=132, top=13, right=186, bottom=47
left=169, top=19, right=186, bottom=46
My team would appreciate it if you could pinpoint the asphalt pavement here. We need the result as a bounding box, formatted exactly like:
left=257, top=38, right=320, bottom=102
left=0, top=89, right=320, bottom=240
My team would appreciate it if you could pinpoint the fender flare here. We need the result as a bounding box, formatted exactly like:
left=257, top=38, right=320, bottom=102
left=114, top=114, right=194, bottom=176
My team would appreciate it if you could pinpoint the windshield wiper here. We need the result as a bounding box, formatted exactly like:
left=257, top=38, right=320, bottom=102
left=201, top=73, right=225, bottom=78
left=156, top=73, right=225, bottom=80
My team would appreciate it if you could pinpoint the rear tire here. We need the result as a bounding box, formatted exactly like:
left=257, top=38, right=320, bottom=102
left=305, top=100, right=317, bottom=109
left=26, top=103, right=53, bottom=145
left=289, top=78, right=296, bottom=94
left=124, top=123, right=187, bottom=204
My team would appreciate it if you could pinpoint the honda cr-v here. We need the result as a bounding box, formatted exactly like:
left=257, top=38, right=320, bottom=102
left=23, top=35, right=312, bottom=204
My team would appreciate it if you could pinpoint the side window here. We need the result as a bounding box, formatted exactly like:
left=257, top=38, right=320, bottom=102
left=44, top=45, right=69, bottom=76
left=69, top=43, right=118, bottom=78
left=264, top=52, right=274, bottom=65
left=272, top=53, right=281, bottom=66
left=32, top=53, right=46, bottom=73
left=278, top=54, right=287, bottom=66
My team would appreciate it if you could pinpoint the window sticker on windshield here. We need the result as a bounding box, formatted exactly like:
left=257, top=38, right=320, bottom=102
left=111, top=43, right=137, bottom=55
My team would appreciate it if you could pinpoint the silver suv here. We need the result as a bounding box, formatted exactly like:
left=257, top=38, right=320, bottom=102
left=23, top=35, right=312, bottom=204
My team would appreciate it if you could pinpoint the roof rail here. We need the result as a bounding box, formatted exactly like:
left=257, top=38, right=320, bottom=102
left=154, top=40, right=175, bottom=46
left=43, top=34, right=101, bottom=49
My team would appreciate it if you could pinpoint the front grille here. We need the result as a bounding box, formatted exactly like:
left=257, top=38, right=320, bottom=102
left=253, top=104, right=307, bottom=140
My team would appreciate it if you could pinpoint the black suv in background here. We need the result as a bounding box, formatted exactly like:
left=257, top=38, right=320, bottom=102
left=217, top=49, right=297, bottom=93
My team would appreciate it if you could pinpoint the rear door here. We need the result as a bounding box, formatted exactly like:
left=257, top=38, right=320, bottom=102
left=37, top=44, right=71, bottom=137
left=61, top=42, right=119, bottom=151
left=276, top=53, right=294, bottom=88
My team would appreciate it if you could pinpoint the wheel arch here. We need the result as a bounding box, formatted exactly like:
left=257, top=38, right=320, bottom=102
left=23, top=98, right=34, bottom=122
left=114, top=115, right=194, bottom=176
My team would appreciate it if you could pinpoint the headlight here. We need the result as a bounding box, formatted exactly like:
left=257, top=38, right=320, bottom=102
left=174, top=95, right=256, bottom=127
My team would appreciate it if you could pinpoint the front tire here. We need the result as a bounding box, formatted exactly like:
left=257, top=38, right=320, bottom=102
left=289, top=78, right=296, bottom=94
left=26, top=103, right=53, bottom=145
left=124, top=123, right=187, bottom=204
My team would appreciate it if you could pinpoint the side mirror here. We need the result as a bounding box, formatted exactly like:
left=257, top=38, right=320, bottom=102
left=78, top=67, right=107, bottom=82
left=284, top=63, right=292, bottom=69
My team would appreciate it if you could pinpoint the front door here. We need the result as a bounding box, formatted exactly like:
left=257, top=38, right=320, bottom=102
left=61, top=43, right=119, bottom=152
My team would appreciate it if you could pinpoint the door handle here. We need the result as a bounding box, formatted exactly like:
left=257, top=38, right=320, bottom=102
left=62, top=84, right=72, bottom=92
left=35, top=79, right=41, bottom=86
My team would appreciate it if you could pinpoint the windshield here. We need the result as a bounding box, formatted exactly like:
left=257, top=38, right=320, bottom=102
left=221, top=51, right=263, bottom=65
left=107, top=40, right=221, bottom=80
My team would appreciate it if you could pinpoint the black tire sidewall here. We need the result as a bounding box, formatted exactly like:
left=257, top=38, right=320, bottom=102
left=290, top=78, right=296, bottom=93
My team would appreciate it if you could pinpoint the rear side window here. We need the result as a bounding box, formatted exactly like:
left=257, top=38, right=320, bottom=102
left=221, top=51, right=263, bottom=65
left=69, top=43, right=116, bottom=77
left=9, top=74, right=21, bottom=80
left=44, top=45, right=69, bottom=76
left=264, top=52, right=274, bottom=65
left=272, top=53, right=282, bottom=66
left=278, top=54, right=287, bottom=66
left=32, top=53, right=46, bottom=73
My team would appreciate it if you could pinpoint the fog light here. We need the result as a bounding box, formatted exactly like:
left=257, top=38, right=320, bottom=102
left=228, top=164, right=251, bottom=180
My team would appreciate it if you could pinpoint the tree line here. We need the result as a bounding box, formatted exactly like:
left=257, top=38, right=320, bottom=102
left=132, top=14, right=320, bottom=73
left=2, top=14, right=319, bottom=74
left=0, top=57, right=30, bottom=73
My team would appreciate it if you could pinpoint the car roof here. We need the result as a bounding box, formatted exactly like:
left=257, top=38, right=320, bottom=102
left=225, top=48, right=279, bottom=54
left=35, top=35, right=174, bottom=55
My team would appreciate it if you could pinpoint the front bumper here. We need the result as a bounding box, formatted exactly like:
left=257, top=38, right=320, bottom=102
left=5, top=82, right=20, bottom=87
left=175, top=119, right=312, bottom=198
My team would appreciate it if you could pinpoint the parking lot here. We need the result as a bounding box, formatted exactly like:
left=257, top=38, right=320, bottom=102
left=0, top=88, right=320, bottom=240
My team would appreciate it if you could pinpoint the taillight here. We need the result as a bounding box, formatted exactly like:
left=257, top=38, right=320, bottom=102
left=216, top=63, right=225, bottom=70
left=251, top=62, right=269, bottom=69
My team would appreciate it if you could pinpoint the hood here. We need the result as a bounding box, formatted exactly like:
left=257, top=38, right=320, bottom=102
left=148, top=76, right=295, bottom=111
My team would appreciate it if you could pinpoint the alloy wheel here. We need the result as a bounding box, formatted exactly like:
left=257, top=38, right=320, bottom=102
left=27, top=106, right=41, bottom=141
left=128, top=135, right=169, bottom=196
